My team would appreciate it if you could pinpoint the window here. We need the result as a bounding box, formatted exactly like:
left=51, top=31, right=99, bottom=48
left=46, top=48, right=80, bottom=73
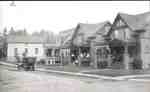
left=25, top=48, right=28, bottom=53
left=14, top=48, right=18, bottom=56
left=55, top=49, right=59, bottom=56
left=46, top=49, right=52, bottom=57
left=35, top=48, right=38, bottom=54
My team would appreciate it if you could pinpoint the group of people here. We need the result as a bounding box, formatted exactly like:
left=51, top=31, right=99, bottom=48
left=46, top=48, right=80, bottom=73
left=71, top=52, right=90, bottom=66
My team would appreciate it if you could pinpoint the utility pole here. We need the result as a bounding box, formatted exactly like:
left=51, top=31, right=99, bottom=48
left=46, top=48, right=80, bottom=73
left=10, top=1, right=16, bottom=7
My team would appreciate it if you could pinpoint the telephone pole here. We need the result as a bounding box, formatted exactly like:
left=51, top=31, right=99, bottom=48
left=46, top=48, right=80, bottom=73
left=10, top=1, right=16, bottom=7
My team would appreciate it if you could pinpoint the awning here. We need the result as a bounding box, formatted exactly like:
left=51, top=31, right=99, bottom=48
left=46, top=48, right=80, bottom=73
left=109, top=39, right=125, bottom=47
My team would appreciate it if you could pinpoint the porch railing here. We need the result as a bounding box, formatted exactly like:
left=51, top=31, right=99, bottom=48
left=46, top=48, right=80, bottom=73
left=46, top=56, right=61, bottom=65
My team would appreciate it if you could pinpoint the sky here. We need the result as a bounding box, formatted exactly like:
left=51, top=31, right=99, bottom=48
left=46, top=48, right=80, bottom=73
left=0, top=1, right=149, bottom=34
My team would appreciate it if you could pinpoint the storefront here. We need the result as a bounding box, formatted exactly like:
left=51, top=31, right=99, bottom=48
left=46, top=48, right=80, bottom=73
left=44, top=44, right=61, bottom=65
left=60, top=45, right=71, bottom=65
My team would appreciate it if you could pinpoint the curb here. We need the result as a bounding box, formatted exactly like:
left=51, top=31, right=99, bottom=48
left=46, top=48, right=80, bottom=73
left=116, top=74, right=150, bottom=80
left=128, top=79, right=150, bottom=82
left=36, top=68, right=124, bottom=81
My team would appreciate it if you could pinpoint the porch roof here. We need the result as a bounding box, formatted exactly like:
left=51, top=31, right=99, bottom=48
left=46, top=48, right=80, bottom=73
left=109, top=39, right=125, bottom=47
left=7, top=35, right=44, bottom=44
left=109, top=38, right=137, bottom=47
left=44, top=43, right=60, bottom=49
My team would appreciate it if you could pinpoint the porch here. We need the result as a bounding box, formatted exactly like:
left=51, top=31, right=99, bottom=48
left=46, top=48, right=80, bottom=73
left=108, top=39, right=142, bottom=69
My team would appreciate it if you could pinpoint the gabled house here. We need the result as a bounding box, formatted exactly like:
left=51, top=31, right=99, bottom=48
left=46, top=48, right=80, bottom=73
left=72, top=21, right=111, bottom=67
left=108, top=12, right=150, bottom=69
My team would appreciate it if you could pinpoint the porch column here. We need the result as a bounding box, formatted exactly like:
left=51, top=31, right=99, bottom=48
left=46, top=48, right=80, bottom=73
left=78, top=47, right=81, bottom=67
left=94, top=48, right=98, bottom=68
left=60, top=49, right=64, bottom=66
left=68, top=48, right=71, bottom=65
left=107, top=46, right=112, bottom=68
left=124, top=44, right=130, bottom=69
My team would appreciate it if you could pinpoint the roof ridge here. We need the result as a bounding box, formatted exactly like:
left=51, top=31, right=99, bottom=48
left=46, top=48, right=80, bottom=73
left=135, top=11, right=150, bottom=16
left=78, top=21, right=110, bottom=25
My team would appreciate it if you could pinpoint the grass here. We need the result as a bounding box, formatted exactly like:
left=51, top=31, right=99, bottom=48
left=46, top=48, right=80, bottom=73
left=83, top=69, right=150, bottom=77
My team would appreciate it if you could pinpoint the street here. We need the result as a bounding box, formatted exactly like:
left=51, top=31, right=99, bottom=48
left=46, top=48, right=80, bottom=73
left=1, top=65, right=150, bottom=92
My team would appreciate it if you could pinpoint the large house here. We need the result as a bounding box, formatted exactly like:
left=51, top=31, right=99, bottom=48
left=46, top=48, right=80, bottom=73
left=108, top=12, right=150, bottom=69
left=7, top=35, right=45, bottom=62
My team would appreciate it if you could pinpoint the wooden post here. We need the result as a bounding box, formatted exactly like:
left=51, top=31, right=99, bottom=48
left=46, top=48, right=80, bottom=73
left=60, top=49, right=64, bottom=66
left=78, top=47, right=81, bottom=67
left=94, top=48, right=98, bottom=69
left=124, top=44, right=130, bottom=69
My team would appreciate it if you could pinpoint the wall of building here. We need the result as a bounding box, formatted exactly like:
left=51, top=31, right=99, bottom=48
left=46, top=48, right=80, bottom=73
left=7, top=43, right=45, bottom=62
left=140, top=30, right=150, bottom=69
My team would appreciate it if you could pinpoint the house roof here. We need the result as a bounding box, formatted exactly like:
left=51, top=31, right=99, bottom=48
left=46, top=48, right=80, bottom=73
left=73, top=21, right=111, bottom=46
left=7, top=35, right=44, bottom=43
left=118, top=12, right=150, bottom=31
left=44, top=43, right=60, bottom=48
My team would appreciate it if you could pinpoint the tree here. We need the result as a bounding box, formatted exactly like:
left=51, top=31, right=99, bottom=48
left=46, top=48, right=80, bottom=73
left=3, top=27, right=7, bottom=37
left=32, top=31, right=40, bottom=36
left=8, top=27, right=29, bottom=36
left=9, top=27, right=16, bottom=35
left=3, top=27, right=8, bottom=58
left=23, top=28, right=28, bottom=35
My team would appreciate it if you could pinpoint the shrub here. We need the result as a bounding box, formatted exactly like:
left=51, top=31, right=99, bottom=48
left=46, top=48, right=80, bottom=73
left=132, top=58, right=142, bottom=69
left=98, top=61, right=108, bottom=69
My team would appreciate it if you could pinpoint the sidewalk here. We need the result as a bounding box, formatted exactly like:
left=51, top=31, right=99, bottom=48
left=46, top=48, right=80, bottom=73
left=1, top=61, right=150, bottom=81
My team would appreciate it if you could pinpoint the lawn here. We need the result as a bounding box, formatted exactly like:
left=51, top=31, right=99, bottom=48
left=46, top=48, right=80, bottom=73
left=82, top=69, right=150, bottom=77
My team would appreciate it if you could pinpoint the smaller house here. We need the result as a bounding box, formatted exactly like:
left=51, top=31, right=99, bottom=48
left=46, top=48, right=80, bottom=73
left=7, top=35, right=45, bottom=62
left=72, top=21, right=111, bottom=67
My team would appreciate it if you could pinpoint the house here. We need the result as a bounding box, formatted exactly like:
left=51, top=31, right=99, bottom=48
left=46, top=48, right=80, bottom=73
left=7, top=35, right=45, bottom=62
left=108, top=12, right=150, bottom=69
left=72, top=21, right=111, bottom=67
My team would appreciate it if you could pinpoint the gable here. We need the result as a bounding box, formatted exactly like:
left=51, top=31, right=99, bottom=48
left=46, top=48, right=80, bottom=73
left=113, top=15, right=128, bottom=29
left=116, top=18, right=126, bottom=27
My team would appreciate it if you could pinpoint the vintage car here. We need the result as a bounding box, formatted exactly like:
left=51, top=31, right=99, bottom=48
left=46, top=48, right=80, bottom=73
left=17, top=57, right=36, bottom=71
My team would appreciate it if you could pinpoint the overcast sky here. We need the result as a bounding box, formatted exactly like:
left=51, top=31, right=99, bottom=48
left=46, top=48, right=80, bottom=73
left=0, top=1, right=149, bottom=34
